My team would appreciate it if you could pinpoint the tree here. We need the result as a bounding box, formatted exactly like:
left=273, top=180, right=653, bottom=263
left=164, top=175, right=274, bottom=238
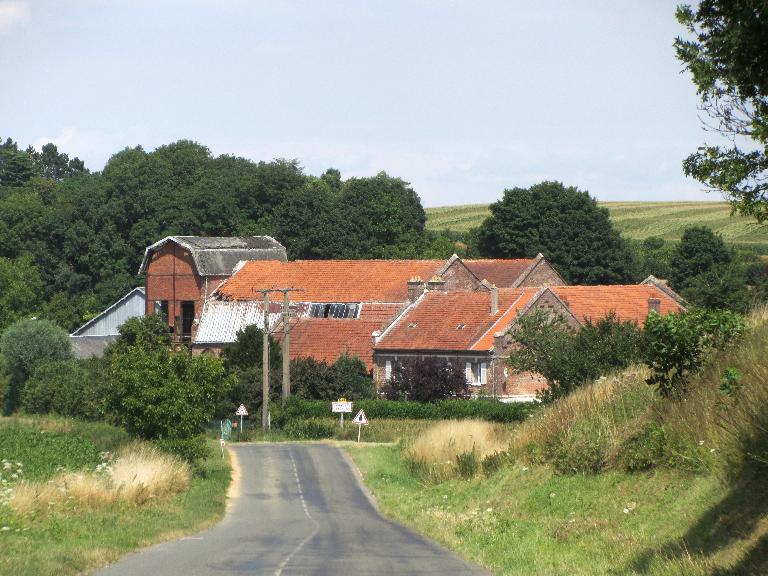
left=0, top=255, right=44, bottom=333
left=290, top=353, right=376, bottom=400
left=28, top=143, right=88, bottom=181
left=477, top=181, right=636, bottom=284
left=0, top=138, right=36, bottom=188
left=0, top=318, right=73, bottom=413
left=382, top=357, right=469, bottom=402
left=508, top=310, right=643, bottom=401
left=670, top=226, right=732, bottom=289
left=675, top=2, right=768, bottom=221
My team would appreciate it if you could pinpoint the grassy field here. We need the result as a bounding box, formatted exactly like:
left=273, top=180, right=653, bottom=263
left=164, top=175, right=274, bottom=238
left=0, top=416, right=231, bottom=576
left=344, top=309, right=768, bottom=575
left=425, top=201, right=768, bottom=249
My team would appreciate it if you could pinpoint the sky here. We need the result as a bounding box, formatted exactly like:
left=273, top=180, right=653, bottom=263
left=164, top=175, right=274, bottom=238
left=0, top=0, right=725, bottom=207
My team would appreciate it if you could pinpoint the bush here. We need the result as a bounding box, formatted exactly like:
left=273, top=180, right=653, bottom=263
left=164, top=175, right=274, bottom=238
left=547, top=417, right=609, bottom=474
left=291, top=353, right=376, bottom=401
left=509, top=310, right=644, bottom=401
left=21, top=359, right=98, bottom=419
left=281, top=418, right=337, bottom=440
left=1, top=318, right=73, bottom=413
left=456, top=450, right=480, bottom=479
left=273, top=397, right=535, bottom=426
left=154, top=436, right=210, bottom=463
left=106, top=342, right=233, bottom=461
left=382, top=357, right=469, bottom=401
left=481, top=451, right=508, bottom=476
left=644, top=308, right=745, bottom=396
left=618, top=421, right=668, bottom=472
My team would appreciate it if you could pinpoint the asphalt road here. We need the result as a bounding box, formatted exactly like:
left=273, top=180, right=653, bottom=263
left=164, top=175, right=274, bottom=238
left=96, top=443, right=487, bottom=575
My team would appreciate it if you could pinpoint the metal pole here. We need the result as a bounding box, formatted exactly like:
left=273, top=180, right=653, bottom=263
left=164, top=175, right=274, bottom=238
left=262, top=291, right=270, bottom=431
left=282, top=290, right=290, bottom=403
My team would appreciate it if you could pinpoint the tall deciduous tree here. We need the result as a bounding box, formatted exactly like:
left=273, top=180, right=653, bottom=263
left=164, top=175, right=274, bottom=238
left=675, top=1, right=768, bottom=221
left=477, top=181, right=636, bottom=284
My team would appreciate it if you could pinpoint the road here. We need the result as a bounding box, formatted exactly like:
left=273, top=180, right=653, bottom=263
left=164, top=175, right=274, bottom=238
left=96, top=443, right=487, bottom=575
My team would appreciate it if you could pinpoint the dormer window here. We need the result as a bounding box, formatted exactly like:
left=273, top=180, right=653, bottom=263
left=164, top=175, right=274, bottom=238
left=408, top=322, right=418, bottom=328
left=456, top=323, right=466, bottom=330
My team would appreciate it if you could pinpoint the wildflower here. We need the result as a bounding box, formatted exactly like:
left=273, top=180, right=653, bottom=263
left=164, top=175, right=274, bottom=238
left=2, top=462, right=10, bottom=471
left=710, top=448, right=716, bottom=453
left=486, top=507, right=493, bottom=513
left=442, top=495, right=448, bottom=499
left=1, top=526, right=9, bottom=532
left=521, top=466, right=529, bottom=471
left=549, top=493, right=556, bottom=499
left=699, top=440, right=705, bottom=446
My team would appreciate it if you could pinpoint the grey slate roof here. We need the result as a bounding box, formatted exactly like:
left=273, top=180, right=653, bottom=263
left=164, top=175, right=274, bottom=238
left=139, top=236, right=287, bottom=277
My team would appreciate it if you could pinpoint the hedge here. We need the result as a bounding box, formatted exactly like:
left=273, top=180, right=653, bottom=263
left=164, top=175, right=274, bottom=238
left=272, top=397, right=536, bottom=427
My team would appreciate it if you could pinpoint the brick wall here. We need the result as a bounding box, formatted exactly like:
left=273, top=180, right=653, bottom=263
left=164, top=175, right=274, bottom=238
left=144, top=242, right=223, bottom=339
left=518, top=260, right=566, bottom=287
left=441, top=260, right=482, bottom=291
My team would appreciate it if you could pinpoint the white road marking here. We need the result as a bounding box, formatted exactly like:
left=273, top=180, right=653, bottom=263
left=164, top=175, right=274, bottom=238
left=274, top=449, right=320, bottom=576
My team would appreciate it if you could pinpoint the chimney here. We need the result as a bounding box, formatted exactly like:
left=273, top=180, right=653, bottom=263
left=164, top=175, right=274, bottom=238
left=371, top=330, right=381, bottom=347
left=426, top=275, right=446, bottom=292
left=490, top=285, right=499, bottom=314
left=407, top=277, right=425, bottom=302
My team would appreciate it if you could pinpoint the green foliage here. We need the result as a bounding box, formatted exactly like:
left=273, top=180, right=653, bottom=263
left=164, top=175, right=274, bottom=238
left=21, top=359, right=99, bottom=419
left=1, top=318, right=73, bottom=414
left=719, top=366, right=743, bottom=395
left=281, top=418, right=337, bottom=440
left=547, top=417, right=610, bottom=474
left=382, top=357, right=470, bottom=402
left=109, top=313, right=171, bottom=353
left=456, top=450, right=480, bottom=479
left=290, top=353, right=376, bottom=401
left=0, top=255, right=44, bottom=333
left=106, top=341, right=233, bottom=460
left=508, top=310, right=644, bottom=401
left=670, top=226, right=732, bottom=288
left=0, top=428, right=100, bottom=481
left=481, top=451, right=508, bottom=477
left=273, top=397, right=535, bottom=426
left=154, top=436, right=210, bottom=463
left=644, top=309, right=745, bottom=396
left=675, top=2, right=768, bottom=221
left=476, top=181, right=637, bottom=284
left=618, top=422, right=669, bottom=472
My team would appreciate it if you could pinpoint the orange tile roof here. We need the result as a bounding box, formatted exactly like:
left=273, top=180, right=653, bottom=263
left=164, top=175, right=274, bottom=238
left=551, top=285, right=682, bottom=325
left=218, top=260, right=445, bottom=302
left=463, top=259, right=535, bottom=287
left=376, top=288, right=535, bottom=352
left=275, top=303, right=402, bottom=370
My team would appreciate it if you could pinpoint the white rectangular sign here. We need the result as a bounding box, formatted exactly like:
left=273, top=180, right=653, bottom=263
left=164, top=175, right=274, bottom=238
left=332, top=401, right=353, bottom=413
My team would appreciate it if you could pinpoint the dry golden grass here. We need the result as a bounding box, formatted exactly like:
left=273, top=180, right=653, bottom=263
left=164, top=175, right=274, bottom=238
left=404, top=419, right=509, bottom=481
left=9, top=444, right=189, bottom=515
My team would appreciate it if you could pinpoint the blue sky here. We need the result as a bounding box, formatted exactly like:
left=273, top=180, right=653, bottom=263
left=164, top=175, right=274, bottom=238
left=1, top=0, right=723, bottom=206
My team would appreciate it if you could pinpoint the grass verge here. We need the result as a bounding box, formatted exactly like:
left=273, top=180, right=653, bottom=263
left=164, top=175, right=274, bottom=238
left=0, top=417, right=231, bottom=576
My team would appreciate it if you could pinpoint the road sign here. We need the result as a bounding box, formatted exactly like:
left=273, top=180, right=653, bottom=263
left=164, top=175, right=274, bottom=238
left=352, top=409, right=369, bottom=425
left=236, top=404, right=249, bottom=416
left=332, top=401, right=353, bottom=413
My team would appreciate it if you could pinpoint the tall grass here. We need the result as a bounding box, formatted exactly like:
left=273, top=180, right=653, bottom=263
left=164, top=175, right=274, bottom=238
left=8, top=443, right=189, bottom=515
left=404, top=420, right=509, bottom=482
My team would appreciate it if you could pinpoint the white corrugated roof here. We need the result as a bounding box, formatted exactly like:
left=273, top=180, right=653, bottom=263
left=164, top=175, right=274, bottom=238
left=193, top=300, right=283, bottom=344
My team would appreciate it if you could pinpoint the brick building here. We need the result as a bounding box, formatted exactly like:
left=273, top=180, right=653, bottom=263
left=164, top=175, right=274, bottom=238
left=372, top=284, right=685, bottom=401
left=139, top=236, right=286, bottom=340
left=192, top=254, right=565, bottom=367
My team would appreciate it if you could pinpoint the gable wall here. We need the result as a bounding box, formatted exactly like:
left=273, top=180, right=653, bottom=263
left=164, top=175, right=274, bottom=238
left=518, top=260, right=566, bottom=287
left=441, top=260, right=481, bottom=291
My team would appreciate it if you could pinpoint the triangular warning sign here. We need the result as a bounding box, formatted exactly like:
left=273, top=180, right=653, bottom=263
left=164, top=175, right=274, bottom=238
left=352, top=409, right=369, bottom=425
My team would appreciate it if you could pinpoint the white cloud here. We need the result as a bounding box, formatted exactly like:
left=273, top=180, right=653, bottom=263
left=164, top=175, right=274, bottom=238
left=0, top=1, right=30, bottom=34
left=33, top=127, right=134, bottom=170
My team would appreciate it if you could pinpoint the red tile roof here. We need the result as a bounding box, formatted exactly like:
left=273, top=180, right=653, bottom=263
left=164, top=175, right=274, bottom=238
left=275, top=303, right=402, bottom=370
left=463, top=259, right=535, bottom=287
left=551, top=285, right=682, bottom=325
left=375, top=284, right=684, bottom=353
left=375, top=289, right=534, bottom=352
left=218, top=260, right=445, bottom=302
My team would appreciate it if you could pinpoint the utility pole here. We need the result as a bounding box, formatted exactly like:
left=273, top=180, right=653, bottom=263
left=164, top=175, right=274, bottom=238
left=253, top=287, right=304, bottom=430
left=262, top=290, right=270, bottom=431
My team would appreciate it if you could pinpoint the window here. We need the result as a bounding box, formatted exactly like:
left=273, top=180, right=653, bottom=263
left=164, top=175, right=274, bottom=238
left=465, top=362, right=473, bottom=384
left=465, top=361, right=487, bottom=386
left=308, top=303, right=360, bottom=319
left=480, top=362, right=487, bottom=385
left=385, top=360, right=392, bottom=381
left=181, top=301, right=195, bottom=338
left=156, top=300, right=169, bottom=322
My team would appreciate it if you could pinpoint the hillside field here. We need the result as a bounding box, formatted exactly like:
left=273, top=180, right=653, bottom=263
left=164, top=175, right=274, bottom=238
left=425, top=201, right=768, bottom=250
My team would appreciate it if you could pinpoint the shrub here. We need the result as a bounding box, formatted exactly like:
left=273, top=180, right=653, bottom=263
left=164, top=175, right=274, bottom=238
left=456, top=450, right=480, bottom=479
left=290, top=353, right=376, bottom=401
left=509, top=310, right=644, bottom=401
left=107, top=313, right=171, bottom=353
left=481, top=451, right=508, bottom=476
left=154, top=436, right=209, bottom=463
left=618, top=421, right=668, bottom=472
left=644, top=308, right=745, bottom=396
left=273, top=397, right=535, bottom=426
left=106, top=343, right=233, bottom=461
left=547, top=417, right=609, bottom=474
left=21, top=359, right=98, bottom=419
left=382, top=357, right=469, bottom=401
left=281, top=418, right=336, bottom=440
left=1, top=318, right=73, bottom=413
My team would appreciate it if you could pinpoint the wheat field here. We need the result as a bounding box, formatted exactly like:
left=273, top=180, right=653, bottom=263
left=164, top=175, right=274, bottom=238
left=425, top=201, right=768, bottom=249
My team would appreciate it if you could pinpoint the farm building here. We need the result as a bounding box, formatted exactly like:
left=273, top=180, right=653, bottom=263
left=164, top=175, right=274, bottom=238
left=139, top=236, right=287, bottom=341
left=69, top=286, right=151, bottom=358
left=190, top=253, right=565, bottom=370
left=372, top=284, right=685, bottom=401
